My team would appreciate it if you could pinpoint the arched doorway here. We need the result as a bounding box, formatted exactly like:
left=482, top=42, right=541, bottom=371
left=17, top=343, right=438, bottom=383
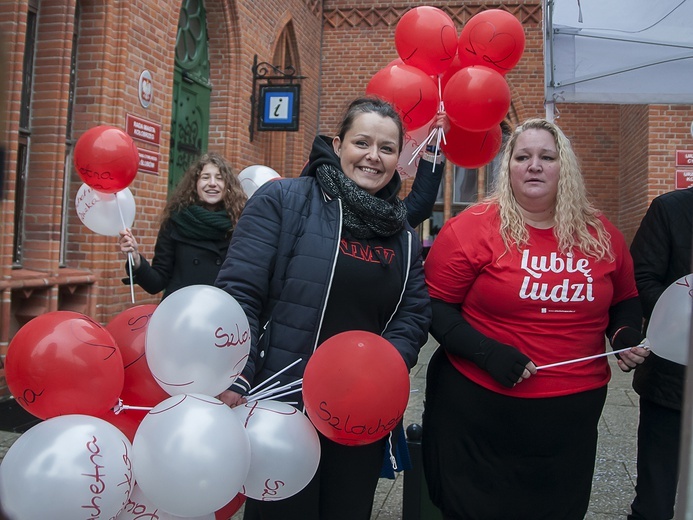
left=169, top=0, right=212, bottom=193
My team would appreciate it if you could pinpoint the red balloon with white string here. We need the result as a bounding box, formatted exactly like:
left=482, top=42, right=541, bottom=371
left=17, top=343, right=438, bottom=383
left=74, top=125, right=139, bottom=193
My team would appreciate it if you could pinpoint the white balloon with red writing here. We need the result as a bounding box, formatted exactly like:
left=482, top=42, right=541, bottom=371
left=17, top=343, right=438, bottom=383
left=115, top=484, right=213, bottom=520
left=145, top=285, right=251, bottom=397
left=75, top=183, right=136, bottom=236
left=238, top=165, right=281, bottom=198
left=132, top=394, right=251, bottom=518
left=232, top=400, right=321, bottom=501
left=0, top=414, right=134, bottom=520
left=644, top=273, right=693, bottom=366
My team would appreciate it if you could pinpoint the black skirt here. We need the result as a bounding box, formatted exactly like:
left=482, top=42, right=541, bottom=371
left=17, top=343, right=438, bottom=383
left=422, top=347, right=607, bottom=520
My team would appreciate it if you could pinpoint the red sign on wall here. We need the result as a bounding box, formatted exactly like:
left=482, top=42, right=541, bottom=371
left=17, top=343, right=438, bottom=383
left=138, top=148, right=160, bottom=175
left=126, top=114, right=161, bottom=146
left=676, top=170, right=693, bottom=189
left=676, top=150, right=693, bottom=167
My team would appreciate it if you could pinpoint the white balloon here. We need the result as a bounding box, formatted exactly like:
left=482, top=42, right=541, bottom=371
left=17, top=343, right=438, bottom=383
left=145, top=284, right=251, bottom=397
left=645, top=273, right=693, bottom=365
left=132, top=394, right=251, bottom=517
left=0, top=415, right=134, bottom=520
left=238, top=165, right=281, bottom=198
left=233, top=400, right=321, bottom=501
left=75, top=183, right=136, bottom=236
left=116, top=484, right=214, bottom=520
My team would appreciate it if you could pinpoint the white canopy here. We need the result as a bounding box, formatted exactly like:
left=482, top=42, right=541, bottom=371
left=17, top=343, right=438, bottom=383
left=544, top=0, right=693, bottom=107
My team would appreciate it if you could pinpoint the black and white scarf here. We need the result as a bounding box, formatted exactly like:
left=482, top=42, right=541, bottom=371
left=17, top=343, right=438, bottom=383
left=316, top=163, right=407, bottom=239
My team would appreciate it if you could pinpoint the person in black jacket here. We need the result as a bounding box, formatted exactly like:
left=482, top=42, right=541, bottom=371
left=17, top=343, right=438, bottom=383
left=118, top=152, right=246, bottom=299
left=215, top=97, right=431, bottom=520
left=628, top=186, right=693, bottom=520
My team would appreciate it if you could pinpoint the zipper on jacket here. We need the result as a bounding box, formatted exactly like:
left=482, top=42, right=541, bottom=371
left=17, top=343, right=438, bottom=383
left=312, top=196, right=342, bottom=354
left=382, top=230, right=413, bottom=334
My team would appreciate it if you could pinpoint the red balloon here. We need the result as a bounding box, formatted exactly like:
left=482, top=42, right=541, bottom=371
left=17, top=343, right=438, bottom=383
left=395, top=6, right=459, bottom=76
left=387, top=57, right=404, bottom=68
left=215, top=493, right=246, bottom=520
left=96, top=407, right=147, bottom=443
left=73, top=125, right=139, bottom=193
left=442, top=66, right=510, bottom=132
left=440, top=51, right=488, bottom=92
left=439, top=55, right=464, bottom=93
left=366, top=64, right=439, bottom=131
left=106, top=304, right=169, bottom=407
left=458, top=9, right=526, bottom=75
left=5, top=311, right=125, bottom=420
left=441, top=123, right=503, bottom=169
left=302, top=330, right=410, bottom=446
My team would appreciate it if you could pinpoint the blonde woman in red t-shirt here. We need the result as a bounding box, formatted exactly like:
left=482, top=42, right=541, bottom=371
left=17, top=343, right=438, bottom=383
left=422, top=118, right=649, bottom=520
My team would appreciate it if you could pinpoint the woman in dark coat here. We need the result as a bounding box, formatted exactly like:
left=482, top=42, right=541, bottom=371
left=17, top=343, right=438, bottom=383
left=215, top=97, right=431, bottom=520
left=118, top=152, right=246, bottom=299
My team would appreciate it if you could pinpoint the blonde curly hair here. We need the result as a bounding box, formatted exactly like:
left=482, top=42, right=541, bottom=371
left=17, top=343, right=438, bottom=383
left=484, top=118, right=613, bottom=261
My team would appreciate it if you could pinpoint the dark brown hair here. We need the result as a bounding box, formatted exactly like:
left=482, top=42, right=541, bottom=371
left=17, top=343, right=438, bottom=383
left=336, top=97, right=405, bottom=153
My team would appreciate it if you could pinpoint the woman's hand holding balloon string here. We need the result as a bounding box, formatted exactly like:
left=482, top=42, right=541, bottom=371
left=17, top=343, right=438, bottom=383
left=611, top=325, right=650, bottom=372
left=118, top=228, right=142, bottom=269
left=217, top=389, right=247, bottom=408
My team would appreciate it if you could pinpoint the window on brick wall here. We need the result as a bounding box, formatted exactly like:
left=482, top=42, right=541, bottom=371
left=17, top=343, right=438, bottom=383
left=59, top=4, right=79, bottom=267
left=424, top=122, right=511, bottom=250
left=12, top=2, right=38, bottom=267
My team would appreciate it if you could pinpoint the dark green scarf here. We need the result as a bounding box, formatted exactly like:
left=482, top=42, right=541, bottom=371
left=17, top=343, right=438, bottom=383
left=170, top=205, right=232, bottom=241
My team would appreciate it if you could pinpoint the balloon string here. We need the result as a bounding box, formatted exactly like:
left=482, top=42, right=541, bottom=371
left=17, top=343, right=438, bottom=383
left=247, top=385, right=303, bottom=403
left=247, top=358, right=303, bottom=395
left=437, top=76, right=447, bottom=146
left=115, top=195, right=136, bottom=304
left=113, top=399, right=153, bottom=415
left=125, top=256, right=135, bottom=304
left=248, top=378, right=303, bottom=402
left=407, top=128, right=438, bottom=166
left=407, top=76, right=447, bottom=173
left=535, top=344, right=649, bottom=370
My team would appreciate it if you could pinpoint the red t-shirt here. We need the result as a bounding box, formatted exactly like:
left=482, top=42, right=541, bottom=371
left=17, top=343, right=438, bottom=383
left=424, top=203, right=638, bottom=398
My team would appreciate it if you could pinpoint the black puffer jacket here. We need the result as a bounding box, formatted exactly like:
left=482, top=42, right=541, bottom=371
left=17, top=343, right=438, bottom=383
left=630, top=187, right=693, bottom=410
left=123, top=220, right=229, bottom=299
left=215, top=137, right=431, bottom=403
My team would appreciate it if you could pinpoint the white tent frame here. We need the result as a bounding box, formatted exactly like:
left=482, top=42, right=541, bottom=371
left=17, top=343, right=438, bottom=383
left=543, top=0, right=693, bottom=120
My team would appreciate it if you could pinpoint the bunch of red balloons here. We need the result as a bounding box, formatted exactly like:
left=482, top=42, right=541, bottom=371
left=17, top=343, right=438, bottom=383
left=366, top=7, right=525, bottom=168
left=73, top=125, right=140, bottom=236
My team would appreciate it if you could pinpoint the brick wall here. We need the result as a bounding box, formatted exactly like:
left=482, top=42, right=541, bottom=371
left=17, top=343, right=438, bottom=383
left=0, top=0, right=323, bottom=392
left=0, top=0, right=692, bottom=393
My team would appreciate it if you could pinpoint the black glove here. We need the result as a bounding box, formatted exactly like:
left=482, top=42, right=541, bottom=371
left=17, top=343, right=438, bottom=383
left=475, top=339, right=533, bottom=388
left=610, top=326, right=644, bottom=351
left=430, top=298, right=532, bottom=388
left=611, top=327, right=644, bottom=370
